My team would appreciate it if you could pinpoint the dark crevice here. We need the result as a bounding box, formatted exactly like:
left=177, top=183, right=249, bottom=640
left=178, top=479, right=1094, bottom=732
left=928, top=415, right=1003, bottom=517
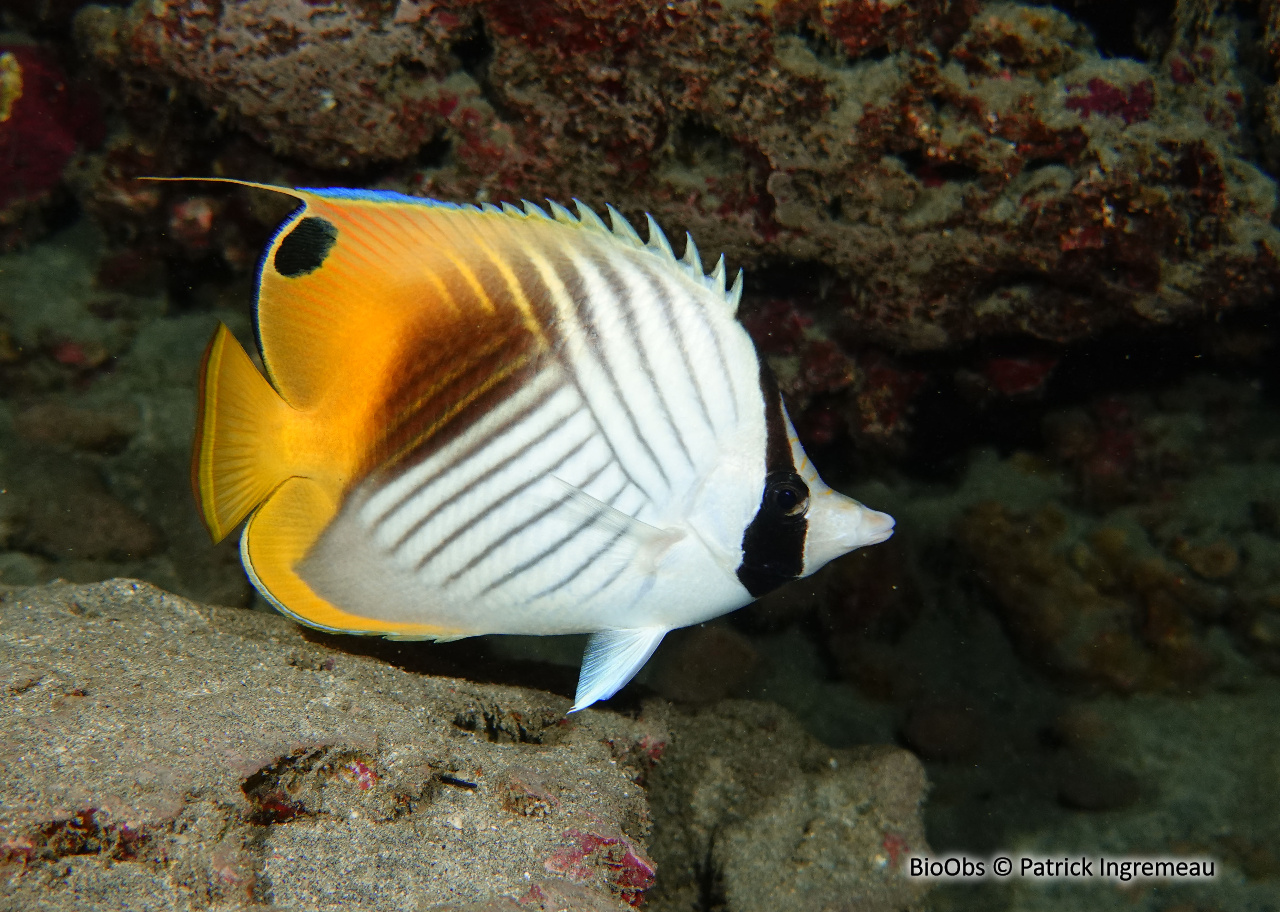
left=450, top=704, right=561, bottom=744
left=897, top=148, right=981, bottom=185
left=793, top=18, right=843, bottom=65
left=695, top=837, right=727, bottom=911
left=241, top=751, right=326, bottom=825
left=1022, top=156, right=1074, bottom=173
left=450, top=16, right=494, bottom=80
left=859, top=44, right=892, bottom=63
left=239, top=747, right=373, bottom=825
left=674, top=119, right=736, bottom=170
left=399, top=58, right=429, bottom=78
left=740, top=252, right=1278, bottom=486
left=1050, top=0, right=1177, bottom=60
left=416, top=134, right=452, bottom=169
left=448, top=15, right=515, bottom=122
left=902, top=310, right=1280, bottom=482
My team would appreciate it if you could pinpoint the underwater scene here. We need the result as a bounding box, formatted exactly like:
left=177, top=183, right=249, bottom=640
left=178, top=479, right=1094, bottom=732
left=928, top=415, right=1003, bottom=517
left=2, top=0, right=1279, bottom=910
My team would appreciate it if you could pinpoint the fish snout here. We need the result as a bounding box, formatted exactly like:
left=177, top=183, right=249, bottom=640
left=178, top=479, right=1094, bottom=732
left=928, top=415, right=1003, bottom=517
left=801, top=492, right=895, bottom=574
left=859, top=508, right=895, bottom=546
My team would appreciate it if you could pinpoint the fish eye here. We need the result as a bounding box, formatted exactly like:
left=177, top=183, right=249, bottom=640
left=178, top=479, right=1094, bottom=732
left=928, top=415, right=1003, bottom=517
left=766, top=473, right=809, bottom=519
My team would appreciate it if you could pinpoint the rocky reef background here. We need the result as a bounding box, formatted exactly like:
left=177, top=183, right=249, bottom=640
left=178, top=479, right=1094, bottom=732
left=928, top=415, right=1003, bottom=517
left=3, top=0, right=1280, bottom=909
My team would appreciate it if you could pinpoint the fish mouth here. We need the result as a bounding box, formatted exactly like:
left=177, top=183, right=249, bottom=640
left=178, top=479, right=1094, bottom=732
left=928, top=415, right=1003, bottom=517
left=861, top=509, right=895, bottom=545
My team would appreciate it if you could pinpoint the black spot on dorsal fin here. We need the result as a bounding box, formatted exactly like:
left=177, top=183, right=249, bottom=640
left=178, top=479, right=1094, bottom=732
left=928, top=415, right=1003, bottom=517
left=274, top=216, right=338, bottom=278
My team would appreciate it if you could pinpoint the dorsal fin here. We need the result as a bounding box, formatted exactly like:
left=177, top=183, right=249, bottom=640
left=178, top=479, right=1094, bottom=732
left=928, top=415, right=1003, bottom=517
left=565, top=200, right=742, bottom=314
left=140, top=177, right=746, bottom=317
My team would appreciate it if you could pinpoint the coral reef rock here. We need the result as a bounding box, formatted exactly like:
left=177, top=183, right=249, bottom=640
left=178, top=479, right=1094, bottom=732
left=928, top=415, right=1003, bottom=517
left=72, top=0, right=1280, bottom=353
left=0, top=43, right=103, bottom=249
left=0, top=580, right=663, bottom=910
left=645, top=702, right=931, bottom=912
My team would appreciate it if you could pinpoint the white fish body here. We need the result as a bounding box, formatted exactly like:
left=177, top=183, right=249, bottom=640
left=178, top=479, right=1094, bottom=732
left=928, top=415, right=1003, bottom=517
left=188, top=181, right=894, bottom=711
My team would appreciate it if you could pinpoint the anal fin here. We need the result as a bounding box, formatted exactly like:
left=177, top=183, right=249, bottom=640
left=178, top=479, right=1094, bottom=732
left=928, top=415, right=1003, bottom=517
left=572, top=627, right=669, bottom=712
left=244, top=476, right=454, bottom=639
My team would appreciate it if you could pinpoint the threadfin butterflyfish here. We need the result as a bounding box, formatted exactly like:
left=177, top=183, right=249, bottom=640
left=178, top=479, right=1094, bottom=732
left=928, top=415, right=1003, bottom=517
left=185, top=179, right=895, bottom=711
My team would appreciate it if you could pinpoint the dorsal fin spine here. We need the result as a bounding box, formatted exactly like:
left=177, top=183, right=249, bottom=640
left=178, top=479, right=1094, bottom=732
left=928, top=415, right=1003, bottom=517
left=682, top=231, right=702, bottom=274
left=548, top=200, right=577, bottom=224
left=711, top=254, right=727, bottom=294
left=482, top=193, right=745, bottom=315
left=574, top=199, right=609, bottom=232
left=644, top=213, right=675, bottom=260
left=522, top=200, right=551, bottom=220
left=728, top=269, right=744, bottom=313
left=606, top=204, right=644, bottom=247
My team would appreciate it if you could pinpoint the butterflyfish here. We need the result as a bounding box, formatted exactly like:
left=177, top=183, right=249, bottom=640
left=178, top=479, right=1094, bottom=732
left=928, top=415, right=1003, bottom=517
left=187, top=179, right=895, bottom=711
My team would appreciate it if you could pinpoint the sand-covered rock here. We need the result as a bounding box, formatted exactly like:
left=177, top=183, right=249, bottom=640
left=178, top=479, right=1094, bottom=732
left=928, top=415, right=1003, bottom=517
left=1, top=580, right=933, bottom=911
left=645, top=702, right=931, bottom=912
left=0, top=580, right=662, bottom=910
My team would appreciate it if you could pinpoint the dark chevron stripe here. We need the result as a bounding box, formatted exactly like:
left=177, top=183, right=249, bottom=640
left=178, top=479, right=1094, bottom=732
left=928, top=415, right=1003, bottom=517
left=545, top=246, right=671, bottom=492
left=503, top=240, right=650, bottom=505
left=379, top=382, right=567, bottom=552
left=370, top=384, right=540, bottom=532
left=374, top=333, right=510, bottom=459
left=443, top=456, right=614, bottom=585
left=413, top=430, right=595, bottom=573
left=588, top=253, right=695, bottom=469
left=364, top=226, right=541, bottom=479
left=571, top=533, right=641, bottom=603
left=533, top=524, right=630, bottom=601
left=632, top=261, right=717, bottom=433
left=477, top=478, right=628, bottom=597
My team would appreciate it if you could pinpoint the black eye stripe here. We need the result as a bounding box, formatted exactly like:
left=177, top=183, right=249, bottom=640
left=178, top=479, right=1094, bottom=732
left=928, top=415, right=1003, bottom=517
left=736, top=362, right=808, bottom=597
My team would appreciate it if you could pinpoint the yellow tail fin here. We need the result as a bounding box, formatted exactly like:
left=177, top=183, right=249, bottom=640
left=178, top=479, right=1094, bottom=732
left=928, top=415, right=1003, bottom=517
left=192, top=324, right=296, bottom=543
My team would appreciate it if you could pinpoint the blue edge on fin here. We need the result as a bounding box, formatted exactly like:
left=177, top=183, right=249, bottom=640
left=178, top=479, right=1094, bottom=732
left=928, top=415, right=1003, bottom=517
left=301, top=187, right=473, bottom=210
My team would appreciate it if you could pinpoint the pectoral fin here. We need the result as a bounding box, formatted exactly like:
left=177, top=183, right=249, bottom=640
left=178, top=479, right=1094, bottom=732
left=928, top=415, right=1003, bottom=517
left=572, top=626, right=669, bottom=712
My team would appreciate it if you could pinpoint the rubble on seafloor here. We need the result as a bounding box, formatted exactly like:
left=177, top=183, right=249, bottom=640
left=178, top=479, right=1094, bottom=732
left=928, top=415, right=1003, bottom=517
left=0, top=580, right=932, bottom=911
left=957, top=376, right=1280, bottom=692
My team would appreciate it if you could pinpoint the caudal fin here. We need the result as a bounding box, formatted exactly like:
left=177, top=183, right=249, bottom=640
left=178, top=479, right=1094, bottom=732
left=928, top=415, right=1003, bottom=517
left=191, top=323, right=295, bottom=542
